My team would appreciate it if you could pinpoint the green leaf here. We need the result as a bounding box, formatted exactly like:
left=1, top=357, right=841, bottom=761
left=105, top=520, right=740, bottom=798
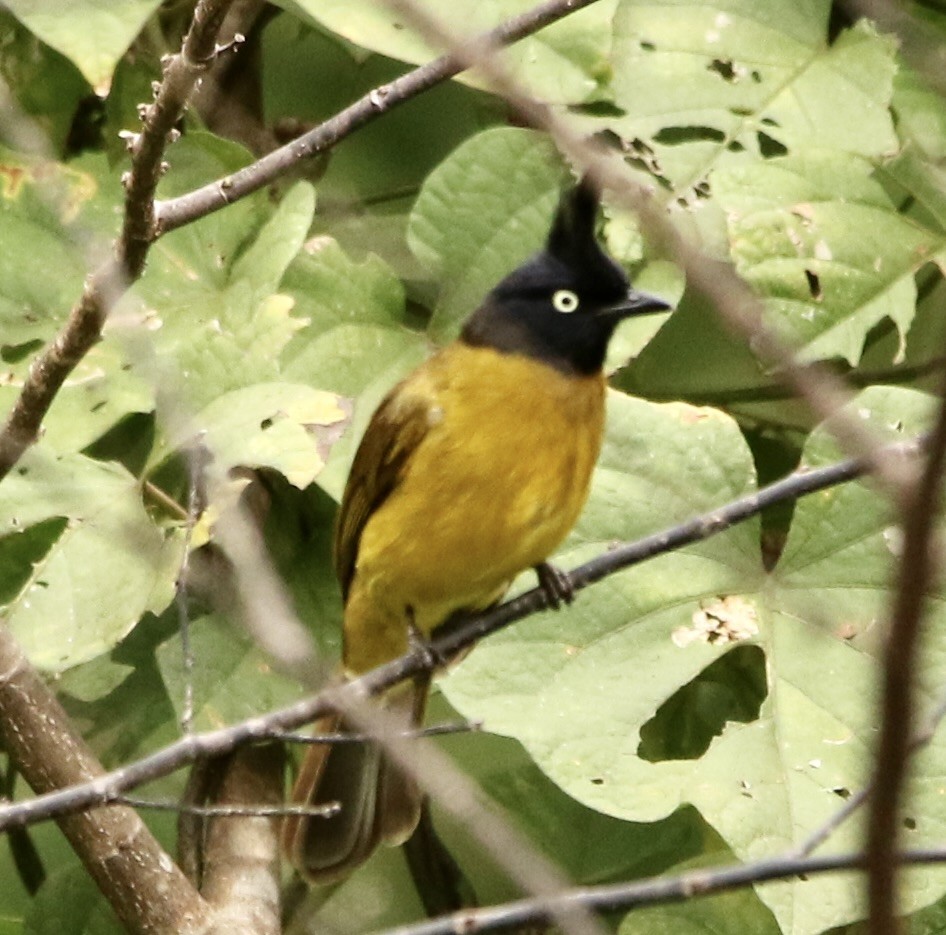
left=279, top=237, right=427, bottom=397
left=291, top=0, right=619, bottom=104
left=441, top=386, right=946, bottom=933
left=0, top=447, right=174, bottom=672
left=24, top=865, right=121, bottom=935
left=408, top=127, right=567, bottom=341
left=713, top=152, right=939, bottom=365
left=609, top=4, right=897, bottom=193
left=230, top=181, right=317, bottom=295
left=155, top=612, right=303, bottom=730
left=135, top=169, right=314, bottom=410
left=0, top=150, right=154, bottom=452
left=0, top=9, right=90, bottom=152
left=171, top=382, right=350, bottom=489
left=4, top=0, right=161, bottom=93
left=0, top=148, right=102, bottom=345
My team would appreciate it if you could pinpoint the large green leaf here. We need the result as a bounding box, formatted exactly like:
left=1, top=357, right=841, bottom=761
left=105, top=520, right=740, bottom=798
left=164, top=382, right=349, bottom=490
left=0, top=447, right=175, bottom=671
left=0, top=150, right=155, bottom=452
left=4, top=0, right=160, bottom=92
left=279, top=237, right=426, bottom=396
left=713, top=152, right=940, bottom=365
left=441, top=386, right=946, bottom=934
left=608, top=2, right=897, bottom=194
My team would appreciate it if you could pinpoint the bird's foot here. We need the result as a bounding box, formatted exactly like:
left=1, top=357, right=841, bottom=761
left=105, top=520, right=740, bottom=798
left=534, top=562, right=575, bottom=609
left=407, top=611, right=448, bottom=670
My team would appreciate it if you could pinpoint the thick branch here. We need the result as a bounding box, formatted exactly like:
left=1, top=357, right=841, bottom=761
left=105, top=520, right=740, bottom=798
left=0, top=627, right=210, bottom=934
left=0, top=437, right=920, bottom=835
left=199, top=745, right=284, bottom=934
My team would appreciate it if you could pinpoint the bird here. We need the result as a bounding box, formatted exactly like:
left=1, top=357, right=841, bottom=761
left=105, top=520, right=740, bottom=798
left=282, top=177, right=670, bottom=883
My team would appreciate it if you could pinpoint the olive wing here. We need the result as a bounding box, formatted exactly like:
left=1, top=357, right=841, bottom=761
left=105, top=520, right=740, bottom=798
left=333, top=386, right=433, bottom=601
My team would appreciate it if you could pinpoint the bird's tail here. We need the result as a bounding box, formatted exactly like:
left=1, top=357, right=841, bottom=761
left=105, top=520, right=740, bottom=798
left=282, top=675, right=430, bottom=883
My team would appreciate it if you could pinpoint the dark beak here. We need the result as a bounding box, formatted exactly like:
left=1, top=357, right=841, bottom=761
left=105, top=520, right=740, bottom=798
left=602, top=288, right=672, bottom=320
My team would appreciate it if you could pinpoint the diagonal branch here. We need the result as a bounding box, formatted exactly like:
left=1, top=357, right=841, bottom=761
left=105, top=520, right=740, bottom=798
left=0, top=435, right=921, bottom=836
left=154, top=0, right=606, bottom=234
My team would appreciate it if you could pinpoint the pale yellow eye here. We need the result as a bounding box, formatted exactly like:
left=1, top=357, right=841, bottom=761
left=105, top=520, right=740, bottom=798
left=552, top=289, right=579, bottom=313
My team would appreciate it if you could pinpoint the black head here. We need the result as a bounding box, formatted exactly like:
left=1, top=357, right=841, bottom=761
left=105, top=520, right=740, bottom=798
left=461, top=179, right=670, bottom=375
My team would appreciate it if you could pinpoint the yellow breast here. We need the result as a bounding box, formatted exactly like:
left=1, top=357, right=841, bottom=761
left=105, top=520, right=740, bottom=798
left=343, top=343, right=605, bottom=672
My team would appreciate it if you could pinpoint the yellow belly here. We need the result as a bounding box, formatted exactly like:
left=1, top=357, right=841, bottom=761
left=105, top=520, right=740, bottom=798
left=343, top=344, right=605, bottom=673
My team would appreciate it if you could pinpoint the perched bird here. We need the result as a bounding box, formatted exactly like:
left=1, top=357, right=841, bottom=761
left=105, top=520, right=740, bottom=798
left=282, top=178, right=670, bottom=882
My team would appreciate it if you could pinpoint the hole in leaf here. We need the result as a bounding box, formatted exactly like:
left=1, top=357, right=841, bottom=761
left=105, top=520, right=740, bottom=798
left=805, top=269, right=822, bottom=300
left=653, top=125, right=725, bottom=145
left=591, top=777, right=604, bottom=785
left=570, top=101, right=627, bottom=118
left=260, top=417, right=275, bottom=430
left=757, top=131, right=788, bottom=157
left=640, top=40, right=656, bottom=51
left=1, top=340, right=43, bottom=364
left=637, top=644, right=767, bottom=762
left=904, top=817, right=917, bottom=830
left=751, top=70, right=762, bottom=83
left=833, top=787, right=851, bottom=799
left=708, top=59, right=738, bottom=81
left=727, top=140, right=745, bottom=152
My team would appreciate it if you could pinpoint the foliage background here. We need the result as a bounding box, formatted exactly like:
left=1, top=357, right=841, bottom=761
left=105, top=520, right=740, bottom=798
left=3, top=0, right=946, bottom=932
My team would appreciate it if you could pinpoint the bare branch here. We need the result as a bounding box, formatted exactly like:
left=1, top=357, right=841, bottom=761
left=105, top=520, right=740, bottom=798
left=154, top=0, right=606, bottom=233
left=199, top=745, right=284, bottom=935
left=377, top=847, right=946, bottom=935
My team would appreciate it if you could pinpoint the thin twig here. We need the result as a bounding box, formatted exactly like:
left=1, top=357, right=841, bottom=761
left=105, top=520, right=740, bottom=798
left=0, top=436, right=920, bottom=835
left=378, top=847, right=946, bottom=935
left=118, top=796, right=340, bottom=819
left=278, top=718, right=481, bottom=744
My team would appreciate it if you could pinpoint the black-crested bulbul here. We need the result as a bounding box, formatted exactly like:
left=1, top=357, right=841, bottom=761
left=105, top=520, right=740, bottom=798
left=282, top=178, right=670, bottom=882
